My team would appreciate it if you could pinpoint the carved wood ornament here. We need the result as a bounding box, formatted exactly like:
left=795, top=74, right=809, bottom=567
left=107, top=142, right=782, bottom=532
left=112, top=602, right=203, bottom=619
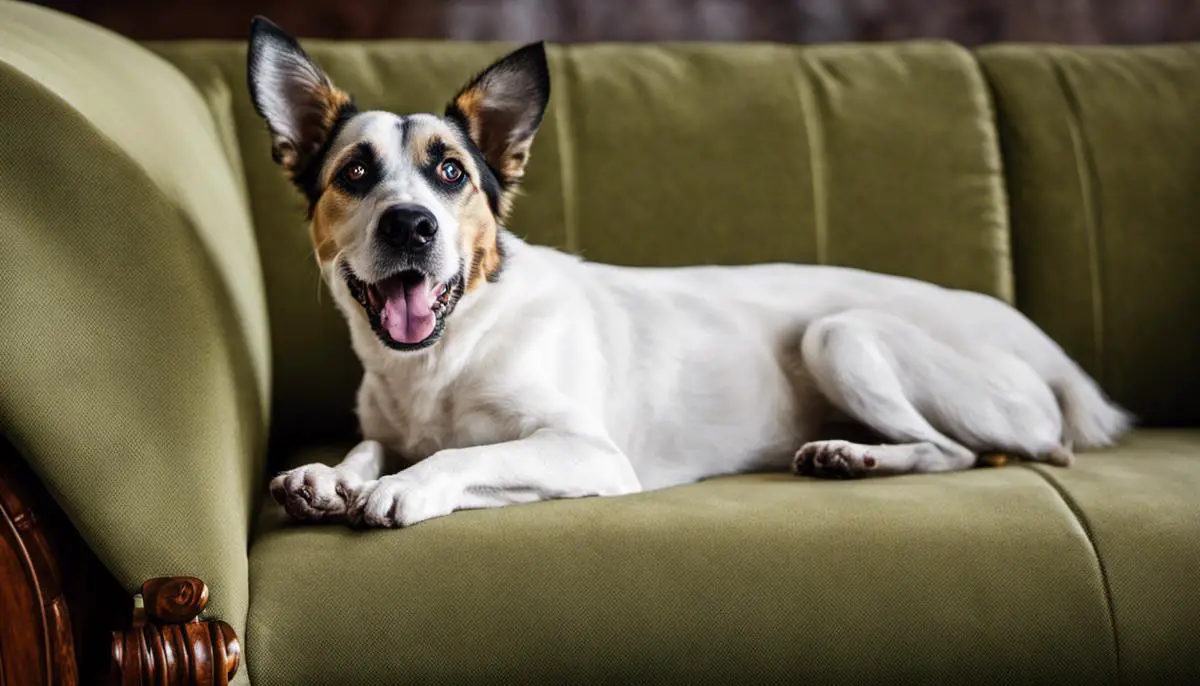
left=0, top=447, right=240, bottom=686
left=110, top=577, right=241, bottom=686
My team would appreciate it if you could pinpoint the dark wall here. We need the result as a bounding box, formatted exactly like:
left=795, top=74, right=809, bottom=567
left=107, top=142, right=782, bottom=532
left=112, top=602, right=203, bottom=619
left=31, top=0, right=1200, bottom=44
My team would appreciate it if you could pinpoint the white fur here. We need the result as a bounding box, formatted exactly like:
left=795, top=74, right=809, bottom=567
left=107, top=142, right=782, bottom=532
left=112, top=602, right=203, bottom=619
left=272, top=234, right=1132, bottom=527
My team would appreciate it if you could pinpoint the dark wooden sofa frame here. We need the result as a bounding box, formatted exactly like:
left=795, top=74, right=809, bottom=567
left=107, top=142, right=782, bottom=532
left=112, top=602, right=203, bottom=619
left=0, top=444, right=240, bottom=685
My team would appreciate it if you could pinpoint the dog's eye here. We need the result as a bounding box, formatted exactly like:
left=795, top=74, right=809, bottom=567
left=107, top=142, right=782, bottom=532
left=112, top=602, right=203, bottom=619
left=438, top=159, right=465, bottom=185
left=340, top=161, right=369, bottom=184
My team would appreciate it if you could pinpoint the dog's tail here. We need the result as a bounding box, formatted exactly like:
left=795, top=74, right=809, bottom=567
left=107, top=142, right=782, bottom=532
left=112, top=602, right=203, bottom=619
left=1053, top=362, right=1134, bottom=449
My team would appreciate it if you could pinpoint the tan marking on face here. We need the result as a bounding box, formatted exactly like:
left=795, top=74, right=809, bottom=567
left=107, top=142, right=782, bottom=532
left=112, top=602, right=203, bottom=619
left=461, top=188, right=501, bottom=292
left=310, top=186, right=355, bottom=264
left=409, top=122, right=467, bottom=167
left=408, top=129, right=437, bottom=166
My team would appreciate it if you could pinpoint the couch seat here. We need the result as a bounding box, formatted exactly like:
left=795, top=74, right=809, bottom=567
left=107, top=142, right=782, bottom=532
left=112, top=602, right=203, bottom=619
left=246, top=430, right=1200, bottom=684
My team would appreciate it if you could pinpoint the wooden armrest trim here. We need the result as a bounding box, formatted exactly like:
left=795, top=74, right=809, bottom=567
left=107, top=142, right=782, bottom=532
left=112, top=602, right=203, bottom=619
left=0, top=446, right=240, bottom=686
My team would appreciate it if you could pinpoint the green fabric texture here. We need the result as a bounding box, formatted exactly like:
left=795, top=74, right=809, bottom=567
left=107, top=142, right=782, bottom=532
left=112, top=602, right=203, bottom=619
left=148, top=39, right=1014, bottom=456
left=563, top=42, right=1012, bottom=289
left=1027, top=432, right=1200, bottom=684
left=240, top=436, right=1200, bottom=684
left=979, top=45, right=1200, bottom=427
left=0, top=3, right=267, bottom=675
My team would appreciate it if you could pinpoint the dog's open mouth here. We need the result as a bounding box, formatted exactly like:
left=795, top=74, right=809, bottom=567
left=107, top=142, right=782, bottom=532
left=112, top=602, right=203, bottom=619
left=342, top=265, right=456, bottom=350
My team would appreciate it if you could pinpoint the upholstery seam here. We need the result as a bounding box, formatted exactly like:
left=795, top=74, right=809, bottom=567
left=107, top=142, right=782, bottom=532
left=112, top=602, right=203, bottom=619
left=552, top=45, right=581, bottom=255
left=966, top=49, right=1017, bottom=304
left=1049, top=57, right=1107, bottom=386
left=791, top=51, right=829, bottom=265
left=1021, top=463, right=1122, bottom=683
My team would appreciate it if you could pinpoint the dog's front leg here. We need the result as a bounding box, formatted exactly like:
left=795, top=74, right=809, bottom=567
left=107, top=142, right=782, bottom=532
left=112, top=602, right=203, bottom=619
left=270, top=440, right=388, bottom=521
left=349, top=430, right=642, bottom=528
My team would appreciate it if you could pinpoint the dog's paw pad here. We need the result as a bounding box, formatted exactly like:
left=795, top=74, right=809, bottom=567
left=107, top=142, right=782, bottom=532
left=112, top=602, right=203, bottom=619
left=270, top=463, right=362, bottom=521
left=793, top=441, right=877, bottom=479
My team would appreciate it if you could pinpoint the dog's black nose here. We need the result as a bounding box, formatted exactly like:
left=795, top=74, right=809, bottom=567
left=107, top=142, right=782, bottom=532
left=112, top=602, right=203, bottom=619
left=378, top=204, right=438, bottom=253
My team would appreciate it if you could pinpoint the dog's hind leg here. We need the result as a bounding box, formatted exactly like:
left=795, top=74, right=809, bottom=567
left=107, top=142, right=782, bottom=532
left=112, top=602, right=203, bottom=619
left=795, top=312, right=975, bottom=478
left=793, top=310, right=1067, bottom=479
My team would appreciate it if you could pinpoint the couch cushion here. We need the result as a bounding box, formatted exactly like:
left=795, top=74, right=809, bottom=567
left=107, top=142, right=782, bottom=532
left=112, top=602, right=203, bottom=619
left=241, top=434, right=1200, bottom=685
left=561, top=42, right=1011, bottom=284
left=1025, top=431, right=1200, bottom=684
left=978, top=45, right=1200, bottom=426
left=150, top=40, right=1012, bottom=456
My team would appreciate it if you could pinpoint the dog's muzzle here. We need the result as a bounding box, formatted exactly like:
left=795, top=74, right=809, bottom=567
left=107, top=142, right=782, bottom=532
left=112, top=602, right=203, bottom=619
left=342, top=262, right=460, bottom=352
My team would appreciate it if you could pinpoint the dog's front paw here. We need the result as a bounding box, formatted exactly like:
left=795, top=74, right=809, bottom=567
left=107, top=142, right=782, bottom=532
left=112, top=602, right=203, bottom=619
left=269, top=463, right=364, bottom=521
left=349, top=472, right=462, bottom=528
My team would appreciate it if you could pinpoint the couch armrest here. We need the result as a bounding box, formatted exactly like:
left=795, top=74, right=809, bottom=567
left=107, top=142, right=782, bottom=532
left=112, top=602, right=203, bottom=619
left=0, top=3, right=269, bottom=675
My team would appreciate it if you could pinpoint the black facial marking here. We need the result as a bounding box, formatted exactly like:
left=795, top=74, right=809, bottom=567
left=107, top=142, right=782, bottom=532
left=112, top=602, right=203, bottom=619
left=426, top=138, right=448, bottom=165
left=292, top=102, right=359, bottom=216
left=397, top=116, right=410, bottom=148
left=332, top=141, right=382, bottom=197
left=419, top=138, right=472, bottom=199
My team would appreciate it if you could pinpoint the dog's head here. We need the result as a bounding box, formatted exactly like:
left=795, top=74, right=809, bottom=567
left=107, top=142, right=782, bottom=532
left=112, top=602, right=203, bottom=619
left=247, top=17, right=549, bottom=351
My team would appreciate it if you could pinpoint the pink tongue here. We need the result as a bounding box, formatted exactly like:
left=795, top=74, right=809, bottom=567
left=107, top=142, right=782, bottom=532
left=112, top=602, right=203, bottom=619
left=378, top=275, right=437, bottom=345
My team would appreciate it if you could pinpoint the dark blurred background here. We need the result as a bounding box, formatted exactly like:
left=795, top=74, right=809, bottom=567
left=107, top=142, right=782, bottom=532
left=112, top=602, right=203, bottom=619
left=31, top=0, right=1200, bottom=44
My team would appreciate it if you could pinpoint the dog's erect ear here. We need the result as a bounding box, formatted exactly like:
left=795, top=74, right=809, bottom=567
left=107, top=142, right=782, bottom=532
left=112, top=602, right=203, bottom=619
left=247, top=16, right=356, bottom=182
left=445, top=42, right=550, bottom=207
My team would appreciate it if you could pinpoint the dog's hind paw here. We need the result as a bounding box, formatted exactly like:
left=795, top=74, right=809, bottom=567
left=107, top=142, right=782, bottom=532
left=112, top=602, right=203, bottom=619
left=792, top=440, right=879, bottom=479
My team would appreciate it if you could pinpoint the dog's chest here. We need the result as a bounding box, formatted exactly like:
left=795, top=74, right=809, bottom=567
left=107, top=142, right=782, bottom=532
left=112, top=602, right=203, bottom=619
left=361, top=370, right=513, bottom=461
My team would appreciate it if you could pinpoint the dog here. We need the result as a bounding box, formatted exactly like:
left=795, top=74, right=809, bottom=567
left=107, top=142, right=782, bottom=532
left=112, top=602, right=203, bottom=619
left=248, top=17, right=1132, bottom=528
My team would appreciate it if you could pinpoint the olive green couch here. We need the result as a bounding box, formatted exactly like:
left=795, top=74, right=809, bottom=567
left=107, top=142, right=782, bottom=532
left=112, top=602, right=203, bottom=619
left=2, top=1, right=1198, bottom=683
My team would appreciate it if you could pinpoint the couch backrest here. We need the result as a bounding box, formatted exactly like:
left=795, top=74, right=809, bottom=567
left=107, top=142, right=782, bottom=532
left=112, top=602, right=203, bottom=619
left=981, top=45, right=1200, bottom=427
left=151, top=40, right=1015, bottom=452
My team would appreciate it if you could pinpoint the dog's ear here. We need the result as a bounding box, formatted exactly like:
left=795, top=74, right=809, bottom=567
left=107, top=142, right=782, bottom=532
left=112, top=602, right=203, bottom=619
left=445, top=42, right=550, bottom=208
left=247, top=16, right=355, bottom=180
